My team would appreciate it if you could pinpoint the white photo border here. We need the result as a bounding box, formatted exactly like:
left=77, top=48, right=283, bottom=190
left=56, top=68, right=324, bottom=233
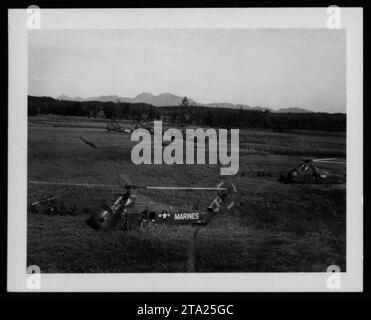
left=8, top=8, right=363, bottom=292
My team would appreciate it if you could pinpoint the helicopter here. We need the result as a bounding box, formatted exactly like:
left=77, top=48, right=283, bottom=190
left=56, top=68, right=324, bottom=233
left=87, top=180, right=237, bottom=231
left=278, top=158, right=346, bottom=184
left=28, top=177, right=237, bottom=231
left=106, top=122, right=130, bottom=133
left=106, top=121, right=155, bottom=134
left=105, top=120, right=187, bottom=143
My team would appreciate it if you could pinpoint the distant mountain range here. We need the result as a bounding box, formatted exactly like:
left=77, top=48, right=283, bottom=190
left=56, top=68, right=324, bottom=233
left=56, top=92, right=314, bottom=113
left=57, top=92, right=198, bottom=107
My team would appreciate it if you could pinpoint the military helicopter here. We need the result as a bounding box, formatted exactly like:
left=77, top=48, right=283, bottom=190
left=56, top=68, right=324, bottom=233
left=106, top=121, right=154, bottom=134
left=87, top=179, right=237, bottom=231
left=279, top=158, right=346, bottom=184
left=28, top=177, right=237, bottom=231
left=106, top=120, right=133, bottom=133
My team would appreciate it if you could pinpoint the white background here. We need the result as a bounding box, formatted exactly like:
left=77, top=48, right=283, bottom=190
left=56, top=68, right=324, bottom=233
left=8, top=8, right=363, bottom=292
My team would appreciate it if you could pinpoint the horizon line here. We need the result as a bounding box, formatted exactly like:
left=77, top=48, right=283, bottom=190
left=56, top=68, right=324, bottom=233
left=28, top=93, right=346, bottom=114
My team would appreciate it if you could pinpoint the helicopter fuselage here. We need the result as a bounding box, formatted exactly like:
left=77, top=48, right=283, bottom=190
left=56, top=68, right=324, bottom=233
left=86, top=192, right=221, bottom=231
left=280, top=162, right=344, bottom=184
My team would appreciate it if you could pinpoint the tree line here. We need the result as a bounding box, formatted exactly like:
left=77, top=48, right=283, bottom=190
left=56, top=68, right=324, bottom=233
left=28, top=96, right=346, bottom=132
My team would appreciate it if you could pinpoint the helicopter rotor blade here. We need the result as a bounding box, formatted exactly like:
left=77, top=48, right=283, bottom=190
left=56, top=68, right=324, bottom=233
left=116, top=174, right=229, bottom=191
left=116, top=174, right=143, bottom=189
left=29, top=179, right=232, bottom=192
left=312, top=158, right=346, bottom=164
left=146, top=186, right=228, bottom=191
left=28, top=181, right=120, bottom=189
left=31, top=194, right=62, bottom=206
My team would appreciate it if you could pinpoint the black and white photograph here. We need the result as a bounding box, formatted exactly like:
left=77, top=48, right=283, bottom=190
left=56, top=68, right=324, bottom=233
left=7, top=8, right=363, bottom=292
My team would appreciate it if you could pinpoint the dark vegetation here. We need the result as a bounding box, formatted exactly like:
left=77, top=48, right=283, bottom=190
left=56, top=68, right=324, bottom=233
left=28, top=96, right=346, bottom=132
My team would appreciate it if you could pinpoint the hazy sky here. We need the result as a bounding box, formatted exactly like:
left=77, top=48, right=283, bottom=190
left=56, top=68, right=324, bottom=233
left=28, top=29, right=346, bottom=112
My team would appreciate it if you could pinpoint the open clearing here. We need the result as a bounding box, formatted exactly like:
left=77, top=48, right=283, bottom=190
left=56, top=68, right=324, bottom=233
left=27, top=115, right=346, bottom=272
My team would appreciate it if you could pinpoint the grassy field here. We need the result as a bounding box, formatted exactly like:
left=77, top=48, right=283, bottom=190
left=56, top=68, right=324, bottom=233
left=27, top=115, right=346, bottom=273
